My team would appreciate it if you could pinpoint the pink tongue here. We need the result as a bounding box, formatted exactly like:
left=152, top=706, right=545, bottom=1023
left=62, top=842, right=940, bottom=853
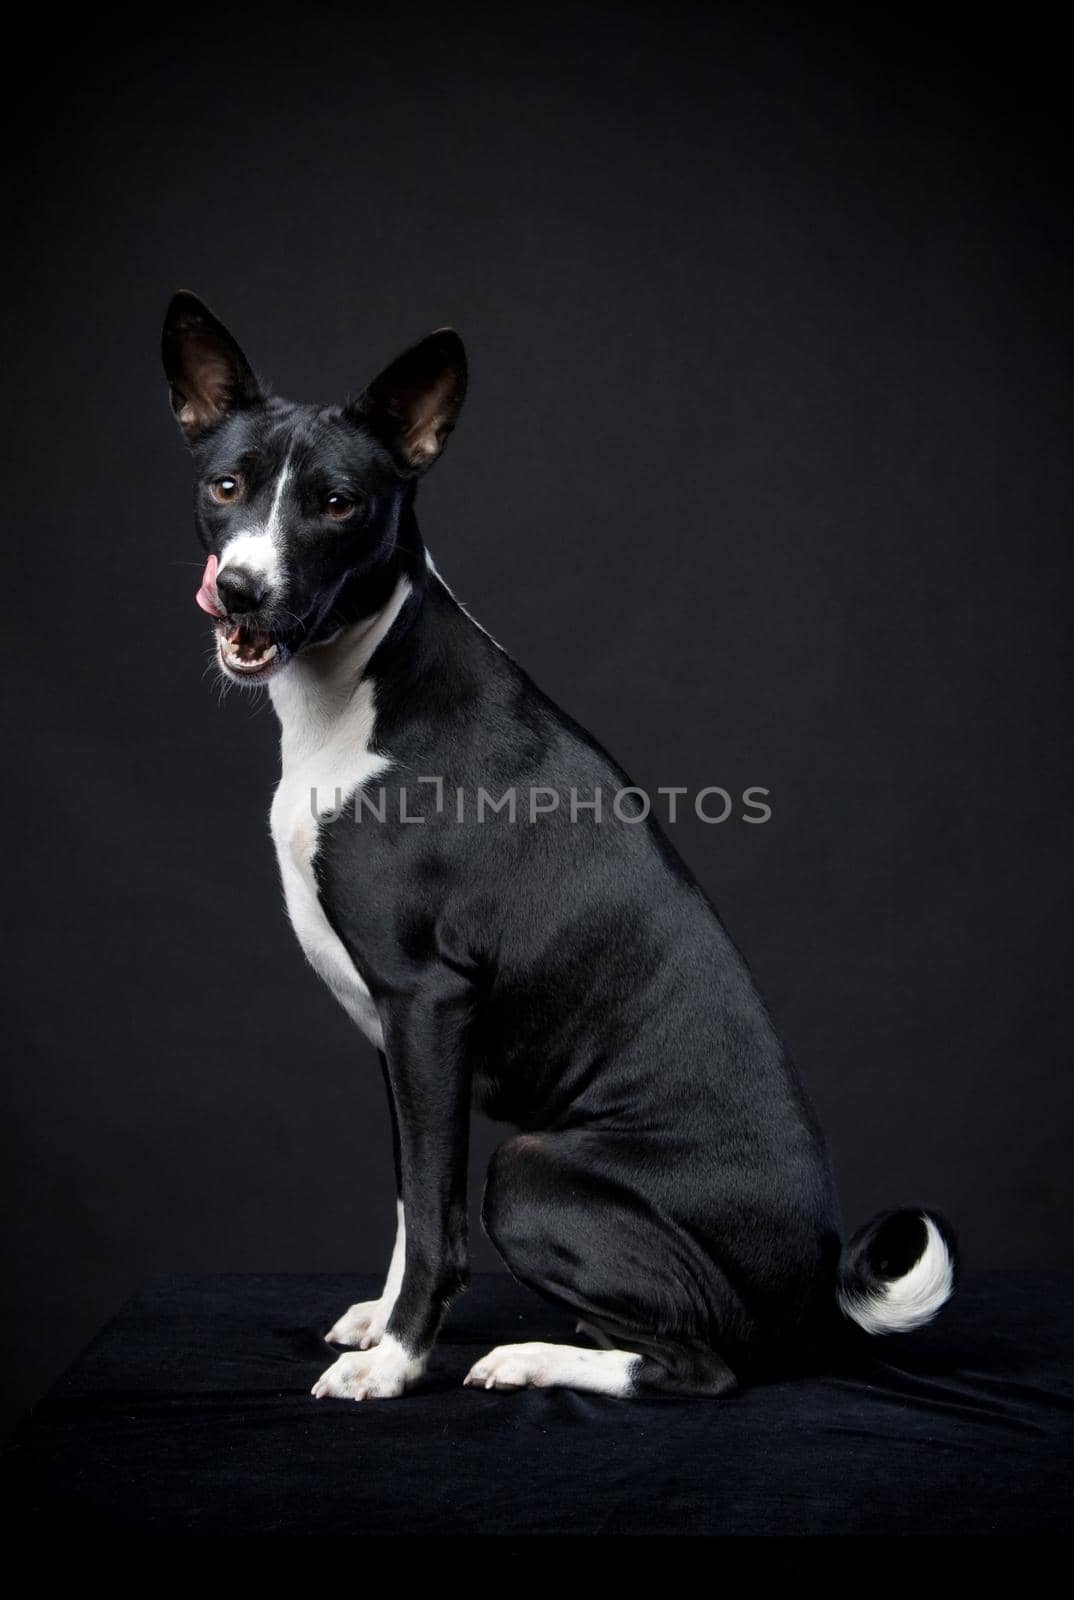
left=195, top=553, right=226, bottom=618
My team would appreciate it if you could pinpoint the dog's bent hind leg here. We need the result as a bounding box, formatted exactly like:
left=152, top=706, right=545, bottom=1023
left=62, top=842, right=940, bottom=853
left=465, top=1341, right=641, bottom=1395
left=469, top=1132, right=738, bottom=1399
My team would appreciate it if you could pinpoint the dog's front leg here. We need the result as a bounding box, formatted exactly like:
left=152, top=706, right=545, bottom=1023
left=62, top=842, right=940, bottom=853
left=312, top=979, right=471, bottom=1402
left=324, top=1055, right=405, bottom=1350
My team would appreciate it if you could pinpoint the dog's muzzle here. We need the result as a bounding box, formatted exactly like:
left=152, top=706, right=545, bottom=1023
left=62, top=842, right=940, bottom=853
left=195, top=553, right=285, bottom=681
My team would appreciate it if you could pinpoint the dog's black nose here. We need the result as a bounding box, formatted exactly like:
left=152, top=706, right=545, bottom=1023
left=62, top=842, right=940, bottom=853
left=216, top=566, right=267, bottom=616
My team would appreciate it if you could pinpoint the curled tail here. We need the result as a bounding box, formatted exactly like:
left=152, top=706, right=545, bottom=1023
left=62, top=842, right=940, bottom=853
left=837, top=1209, right=957, bottom=1335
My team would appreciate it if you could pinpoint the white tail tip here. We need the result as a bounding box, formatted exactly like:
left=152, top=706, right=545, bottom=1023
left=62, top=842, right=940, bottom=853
left=839, top=1214, right=955, bottom=1335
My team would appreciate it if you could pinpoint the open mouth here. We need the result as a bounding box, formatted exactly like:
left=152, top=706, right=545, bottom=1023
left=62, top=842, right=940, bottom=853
left=215, top=621, right=283, bottom=681
left=196, top=556, right=290, bottom=683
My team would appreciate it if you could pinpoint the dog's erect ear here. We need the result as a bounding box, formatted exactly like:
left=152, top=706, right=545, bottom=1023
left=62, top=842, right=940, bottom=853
left=161, top=291, right=263, bottom=441
left=349, top=329, right=467, bottom=473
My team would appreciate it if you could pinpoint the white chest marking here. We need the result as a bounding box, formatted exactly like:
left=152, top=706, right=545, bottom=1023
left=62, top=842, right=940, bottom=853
left=268, top=578, right=411, bottom=1050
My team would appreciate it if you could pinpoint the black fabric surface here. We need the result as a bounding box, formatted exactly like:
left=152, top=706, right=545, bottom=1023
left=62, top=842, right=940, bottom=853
left=4, top=1272, right=1072, bottom=1536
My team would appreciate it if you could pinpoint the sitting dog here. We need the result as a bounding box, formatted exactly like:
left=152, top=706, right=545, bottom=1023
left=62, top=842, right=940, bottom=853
left=163, top=293, right=956, bottom=1401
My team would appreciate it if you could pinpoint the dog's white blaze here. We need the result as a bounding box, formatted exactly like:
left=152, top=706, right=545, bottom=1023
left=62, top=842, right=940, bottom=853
left=839, top=1214, right=954, bottom=1335
left=268, top=576, right=412, bottom=1051
left=464, top=1342, right=639, bottom=1396
left=218, top=457, right=291, bottom=591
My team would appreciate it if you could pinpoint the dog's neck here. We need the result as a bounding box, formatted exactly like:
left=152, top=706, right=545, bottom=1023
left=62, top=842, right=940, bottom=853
left=268, top=565, right=417, bottom=760
left=267, top=492, right=433, bottom=751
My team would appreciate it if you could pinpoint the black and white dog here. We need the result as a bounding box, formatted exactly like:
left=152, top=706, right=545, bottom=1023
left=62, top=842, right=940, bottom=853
left=163, top=293, right=956, bottom=1402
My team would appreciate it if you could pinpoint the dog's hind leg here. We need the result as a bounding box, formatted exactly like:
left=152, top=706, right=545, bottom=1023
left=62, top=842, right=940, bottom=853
left=468, top=1132, right=739, bottom=1400
left=464, top=1336, right=737, bottom=1398
left=465, top=1340, right=640, bottom=1395
left=576, top=1317, right=615, bottom=1348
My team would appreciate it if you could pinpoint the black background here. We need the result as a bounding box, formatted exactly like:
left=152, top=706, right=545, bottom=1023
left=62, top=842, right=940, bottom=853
left=2, top=2, right=1070, bottom=1438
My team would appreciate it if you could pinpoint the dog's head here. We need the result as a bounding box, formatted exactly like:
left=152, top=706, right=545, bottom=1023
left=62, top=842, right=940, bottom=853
left=162, top=292, right=466, bottom=684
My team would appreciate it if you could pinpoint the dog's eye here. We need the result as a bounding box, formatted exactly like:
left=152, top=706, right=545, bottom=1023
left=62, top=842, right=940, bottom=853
left=324, top=494, right=355, bottom=521
left=209, top=476, right=242, bottom=504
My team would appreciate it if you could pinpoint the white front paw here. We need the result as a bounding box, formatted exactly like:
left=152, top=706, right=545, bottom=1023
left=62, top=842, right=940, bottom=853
left=325, top=1299, right=390, bottom=1350
left=311, top=1336, right=425, bottom=1402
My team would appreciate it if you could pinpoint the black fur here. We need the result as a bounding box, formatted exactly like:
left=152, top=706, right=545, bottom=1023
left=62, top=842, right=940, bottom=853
left=164, top=293, right=956, bottom=1397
